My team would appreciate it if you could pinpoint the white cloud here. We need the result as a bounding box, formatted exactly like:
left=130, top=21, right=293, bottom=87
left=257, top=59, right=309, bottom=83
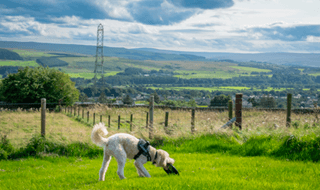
left=306, top=36, right=320, bottom=43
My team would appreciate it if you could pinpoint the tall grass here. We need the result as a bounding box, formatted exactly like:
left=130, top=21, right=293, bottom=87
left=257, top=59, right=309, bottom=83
left=0, top=105, right=320, bottom=162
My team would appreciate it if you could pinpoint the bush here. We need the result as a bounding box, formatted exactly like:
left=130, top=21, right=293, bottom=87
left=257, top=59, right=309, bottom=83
left=0, top=66, right=79, bottom=105
left=0, top=149, right=8, bottom=160
left=1, top=135, right=102, bottom=160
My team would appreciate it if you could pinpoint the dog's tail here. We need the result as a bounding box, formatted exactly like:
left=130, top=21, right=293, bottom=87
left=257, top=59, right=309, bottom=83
left=91, top=122, right=109, bottom=147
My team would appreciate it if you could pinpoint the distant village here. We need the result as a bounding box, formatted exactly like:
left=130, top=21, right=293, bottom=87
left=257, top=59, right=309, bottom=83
left=78, top=93, right=318, bottom=109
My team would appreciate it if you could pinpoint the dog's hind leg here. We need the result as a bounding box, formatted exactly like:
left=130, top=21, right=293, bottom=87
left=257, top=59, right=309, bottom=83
left=99, top=152, right=112, bottom=181
left=134, top=161, right=151, bottom=178
left=113, top=147, right=127, bottom=179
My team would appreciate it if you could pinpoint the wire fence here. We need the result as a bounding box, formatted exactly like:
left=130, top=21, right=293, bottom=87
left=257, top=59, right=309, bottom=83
left=1, top=94, right=320, bottom=149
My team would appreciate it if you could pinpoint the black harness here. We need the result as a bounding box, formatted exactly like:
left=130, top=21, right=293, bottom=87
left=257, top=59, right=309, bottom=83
left=134, top=139, right=158, bottom=164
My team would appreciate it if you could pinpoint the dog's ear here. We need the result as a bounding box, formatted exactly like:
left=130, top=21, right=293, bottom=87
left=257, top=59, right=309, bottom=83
left=157, top=150, right=168, bottom=168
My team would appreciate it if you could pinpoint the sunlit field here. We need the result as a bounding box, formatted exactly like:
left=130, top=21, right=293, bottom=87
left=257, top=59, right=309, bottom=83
left=1, top=105, right=320, bottom=189
left=0, top=60, right=39, bottom=67
left=1, top=105, right=320, bottom=149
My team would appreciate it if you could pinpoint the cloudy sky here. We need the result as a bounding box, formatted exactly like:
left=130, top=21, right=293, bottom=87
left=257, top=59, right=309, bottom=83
left=1, top=0, right=320, bottom=53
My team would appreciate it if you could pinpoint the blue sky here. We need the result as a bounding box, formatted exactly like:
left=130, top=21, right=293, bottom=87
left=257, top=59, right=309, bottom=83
left=1, top=0, right=320, bottom=53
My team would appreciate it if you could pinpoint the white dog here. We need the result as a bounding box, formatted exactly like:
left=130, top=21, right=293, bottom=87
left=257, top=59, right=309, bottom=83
left=91, top=122, right=175, bottom=180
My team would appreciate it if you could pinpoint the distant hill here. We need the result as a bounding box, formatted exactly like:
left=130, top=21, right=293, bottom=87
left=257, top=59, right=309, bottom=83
left=135, top=48, right=320, bottom=67
left=0, top=41, right=205, bottom=61
left=0, top=48, right=23, bottom=60
left=2, top=41, right=320, bottom=67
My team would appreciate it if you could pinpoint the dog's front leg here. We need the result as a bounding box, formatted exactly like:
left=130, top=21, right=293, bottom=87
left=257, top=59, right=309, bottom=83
left=134, top=161, right=145, bottom=177
left=134, top=161, right=151, bottom=178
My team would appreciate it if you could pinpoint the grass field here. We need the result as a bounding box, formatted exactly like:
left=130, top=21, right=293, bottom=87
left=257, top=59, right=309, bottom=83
left=229, top=66, right=272, bottom=73
left=11, top=49, right=56, bottom=58
left=0, top=60, right=39, bottom=67
left=174, top=70, right=251, bottom=79
left=0, top=107, right=320, bottom=189
left=0, top=152, right=319, bottom=190
left=148, top=86, right=290, bottom=92
left=309, top=72, right=320, bottom=77
left=67, top=71, right=120, bottom=79
left=1, top=106, right=320, bottom=148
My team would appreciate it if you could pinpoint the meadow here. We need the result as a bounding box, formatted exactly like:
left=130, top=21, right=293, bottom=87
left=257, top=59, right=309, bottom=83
left=148, top=86, right=290, bottom=92
left=0, top=60, right=39, bottom=67
left=0, top=152, right=319, bottom=189
left=0, top=106, right=320, bottom=189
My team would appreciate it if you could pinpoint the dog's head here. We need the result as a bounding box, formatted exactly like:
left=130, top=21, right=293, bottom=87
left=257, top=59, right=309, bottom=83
left=153, top=149, right=175, bottom=170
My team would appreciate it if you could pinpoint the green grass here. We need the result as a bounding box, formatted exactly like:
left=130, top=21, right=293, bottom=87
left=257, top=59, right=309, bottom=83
left=229, top=66, right=272, bottom=73
left=0, top=60, right=39, bottom=67
left=67, top=71, right=120, bottom=79
left=0, top=152, right=319, bottom=189
left=11, top=49, right=56, bottom=58
left=147, top=86, right=289, bottom=92
left=174, top=70, right=251, bottom=79
left=309, top=72, right=320, bottom=76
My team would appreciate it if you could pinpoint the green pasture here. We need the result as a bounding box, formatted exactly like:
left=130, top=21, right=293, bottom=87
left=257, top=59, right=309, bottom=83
left=229, top=66, right=272, bottom=73
left=148, top=86, right=289, bottom=92
left=11, top=49, right=56, bottom=58
left=0, top=60, right=39, bottom=67
left=0, top=152, right=319, bottom=189
left=309, top=72, right=320, bottom=77
left=174, top=70, right=250, bottom=79
left=67, top=71, right=120, bottom=79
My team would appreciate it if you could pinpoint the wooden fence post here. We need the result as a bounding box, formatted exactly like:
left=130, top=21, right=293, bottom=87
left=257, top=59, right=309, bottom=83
left=130, top=114, right=133, bottom=131
left=146, top=112, right=149, bottom=129
left=235, top=93, right=242, bottom=130
left=191, top=108, right=195, bottom=133
left=165, top=112, right=169, bottom=128
left=287, top=93, right=292, bottom=127
left=41, top=98, right=46, bottom=137
left=228, top=100, right=233, bottom=128
left=74, top=106, right=76, bottom=116
left=65, top=106, right=66, bottom=113
left=118, top=115, right=121, bottom=130
left=108, top=115, right=111, bottom=128
left=78, top=106, right=80, bottom=117
left=149, top=95, right=154, bottom=139
left=82, top=108, right=84, bottom=119
left=93, top=113, right=95, bottom=125
left=100, top=115, right=102, bottom=123
left=70, top=106, right=72, bottom=115
left=87, top=111, right=89, bottom=123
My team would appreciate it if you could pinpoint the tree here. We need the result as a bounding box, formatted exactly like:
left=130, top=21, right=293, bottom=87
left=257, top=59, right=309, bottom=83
left=259, top=96, right=276, bottom=108
left=123, top=95, right=134, bottom=105
left=210, top=95, right=231, bottom=107
left=79, top=92, right=89, bottom=102
left=248, top=97, right=259, bottom=107
left=153, top=92, right=161, bottom=104
left=98, top=91, right=107, bottom=103
left=0, top=66, right=79, bottom=105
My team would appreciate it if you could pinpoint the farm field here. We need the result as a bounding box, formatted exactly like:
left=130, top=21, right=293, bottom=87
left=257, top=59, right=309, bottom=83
left=0, top=60, right=39, bottom=67
left=2, top=48, right=285, bottom=82
left=0, top=106, right=320, bottom=189
left=148, top=86, right=290, bottom=92
left=174, top=70, right=252, bottom=79
left=67, top=71, right=120, bottom=79
left=11, top=49, right=56, bottom=58
left=0, top=153, right=319, bottom=190
left=229, top=66, right=272, bottom=73
left=309, top=72, right=320, bottom=77
left=1, top=106, right=320, bottom=149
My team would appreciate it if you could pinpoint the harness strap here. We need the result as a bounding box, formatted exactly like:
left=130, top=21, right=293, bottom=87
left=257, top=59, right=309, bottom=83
left=152, top=151, right=158, bottom=165
left=134, top=139, right=152, bottom=161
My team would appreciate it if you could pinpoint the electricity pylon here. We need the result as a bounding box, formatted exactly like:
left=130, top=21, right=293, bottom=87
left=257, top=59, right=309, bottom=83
left=93, top=23, right=104, bottom=95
